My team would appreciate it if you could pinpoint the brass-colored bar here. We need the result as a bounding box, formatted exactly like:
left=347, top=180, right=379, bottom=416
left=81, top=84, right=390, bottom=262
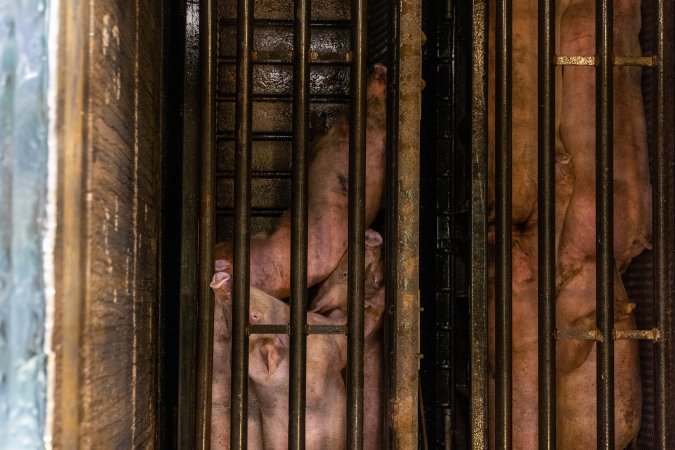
left=230, top=0, right=254, bottom=445
left=613, top=329, right=660, bottom=340
left=596, top=0, right=615, bottom=443
left=537, top=0, right=556, bottom=444
left=654, top=0, right=674, bottom=446
left=288, top=0, right=311, bottom=446
left=347, top=0, right=367, bottom=446
left=555, top=55, right=595, bottom=65
left=495, top=0, right=513, bottom=445
left=195, top=0, right=217, bottom=448
left=555, top=55, right=658, bottom=66
left=614, top=55, right=658, bottom=66
left=470, top=0, right=489, bottom=445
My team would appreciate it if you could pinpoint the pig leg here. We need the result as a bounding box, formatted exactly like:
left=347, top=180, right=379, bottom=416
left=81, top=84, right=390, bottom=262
left=215, top=65, right=387, bottom=299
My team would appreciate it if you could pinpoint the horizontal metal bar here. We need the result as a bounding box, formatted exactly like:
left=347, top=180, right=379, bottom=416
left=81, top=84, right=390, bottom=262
left=249, top=324, right=289, bottom=335
left=216, top=94, right=351, bottom=103
left=613, top=329, right=660, bottom=340
left=555, top=55, right=657, bottom=66
left=216, top=171, right=292, bottom=178
left=307, top=324, right=348, bottom=334
left=555, top=328, right=661, bottom=341
left=218, top=52, right=352, bottom=65
left=555, top=329, right=603, bottom=341
left=217, top=132, right=294, bottom=140
left=216, top=209, right=286, bottom=217
left=220, top=18, right=351, bottom=28
left=248, top=324, right=348, bottom=335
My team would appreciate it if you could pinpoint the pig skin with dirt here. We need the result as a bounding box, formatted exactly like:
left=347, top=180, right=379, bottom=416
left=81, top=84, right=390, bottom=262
left=214, top=64, right=387, bottom=300
left=486, top=0, right=649, bottom=446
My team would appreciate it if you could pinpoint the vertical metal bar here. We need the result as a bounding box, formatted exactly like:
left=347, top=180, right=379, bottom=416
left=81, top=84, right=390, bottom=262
left=394, top=0, right=422, bottom=446
left=231, top=0, right=253, bottom=445
left=537, top=0, right=556, bottom=444
left=288, top=0, right=310, bottom=446
left=494, top=0, right=512, bottom=445
left=195, top=0, right=217, bottom=447
left=653, top=0, right=674, bottom=446
left=384, top=0, right=399, bottom=446
left=470, top=0, right=489, bottom=445
left=595, top=0, right=614, bottom=444
left=347, top=0, right=367, bottom=446
left=177, top=2, right=201, bottom=446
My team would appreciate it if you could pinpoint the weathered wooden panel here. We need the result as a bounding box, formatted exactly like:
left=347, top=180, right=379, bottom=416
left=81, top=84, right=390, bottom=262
left=53, top=0, right=164, bottom=448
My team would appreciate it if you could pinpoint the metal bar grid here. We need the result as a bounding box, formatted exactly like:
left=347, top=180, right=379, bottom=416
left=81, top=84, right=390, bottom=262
left=288, top=0, right=311, bottom=445
left=470, top=0, right=489, bottom=445
left=230, top=0, right=254, bottom=445
left=494, top=0, right=513, bottom=444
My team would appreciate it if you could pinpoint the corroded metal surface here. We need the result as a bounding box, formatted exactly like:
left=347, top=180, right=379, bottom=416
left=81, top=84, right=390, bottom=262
left=470, top=0, right=489, bottom=446
left=391, top=0, right=422, bottom=448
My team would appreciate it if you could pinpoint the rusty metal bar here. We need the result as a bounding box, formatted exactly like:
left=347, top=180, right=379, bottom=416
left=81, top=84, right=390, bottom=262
left=595, top=0, right=615, bottom=444
left=195, top=0, right=217, bottom=447
left=653, top=0, right=674, bottom=445
left=494, top=0, right=513, bottom=445
left=537, top=0, right=556, bottom=444
left=614, top=329, right=660, bottom=340
left=288, top=0, right=310, bottom=445
left=347, top=0, right=367, bottom=445
left=230, top=0, right=254, bottom=445
left=470, top=0, right=489, bottom=444
left=555, top=329, right=603, bottom=341
left=555, top=55, right=657, bottom=66
left=392, top=0, right=421, bottom=447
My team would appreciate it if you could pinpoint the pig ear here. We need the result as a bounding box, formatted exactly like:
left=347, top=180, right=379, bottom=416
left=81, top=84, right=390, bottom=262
left=365, top=229, right=383, bottom=247
left=259, top=337, right=283, bottom=376
left=210, top=271, right=231, bottom=290
left=215, top=259, right=232, bottom=273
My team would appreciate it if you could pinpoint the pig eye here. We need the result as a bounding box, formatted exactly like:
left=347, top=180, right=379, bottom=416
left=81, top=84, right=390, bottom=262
left=341, top=271, right=348, bottom=281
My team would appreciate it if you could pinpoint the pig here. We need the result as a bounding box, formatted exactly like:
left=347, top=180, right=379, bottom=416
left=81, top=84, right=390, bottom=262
left=210, top=269, right=264, bottom=450
left=247, top=287, right=348, bottom=450
left=309, top=229, right=386, bottom=450
left=214, top=64, right=388, bottom=299
left=484, top=0, right=648, bottom=445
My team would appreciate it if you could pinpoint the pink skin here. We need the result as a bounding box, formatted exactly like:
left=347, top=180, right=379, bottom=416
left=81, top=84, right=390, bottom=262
left=247, top=287, right=348, bottom=450
left=484, top=0, right=648, bottom=445
left=209, top=270, right=264, bottom=450
left=309, top=229, right=385, bottom=450
left=214, top=64, right=387, bottom=299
